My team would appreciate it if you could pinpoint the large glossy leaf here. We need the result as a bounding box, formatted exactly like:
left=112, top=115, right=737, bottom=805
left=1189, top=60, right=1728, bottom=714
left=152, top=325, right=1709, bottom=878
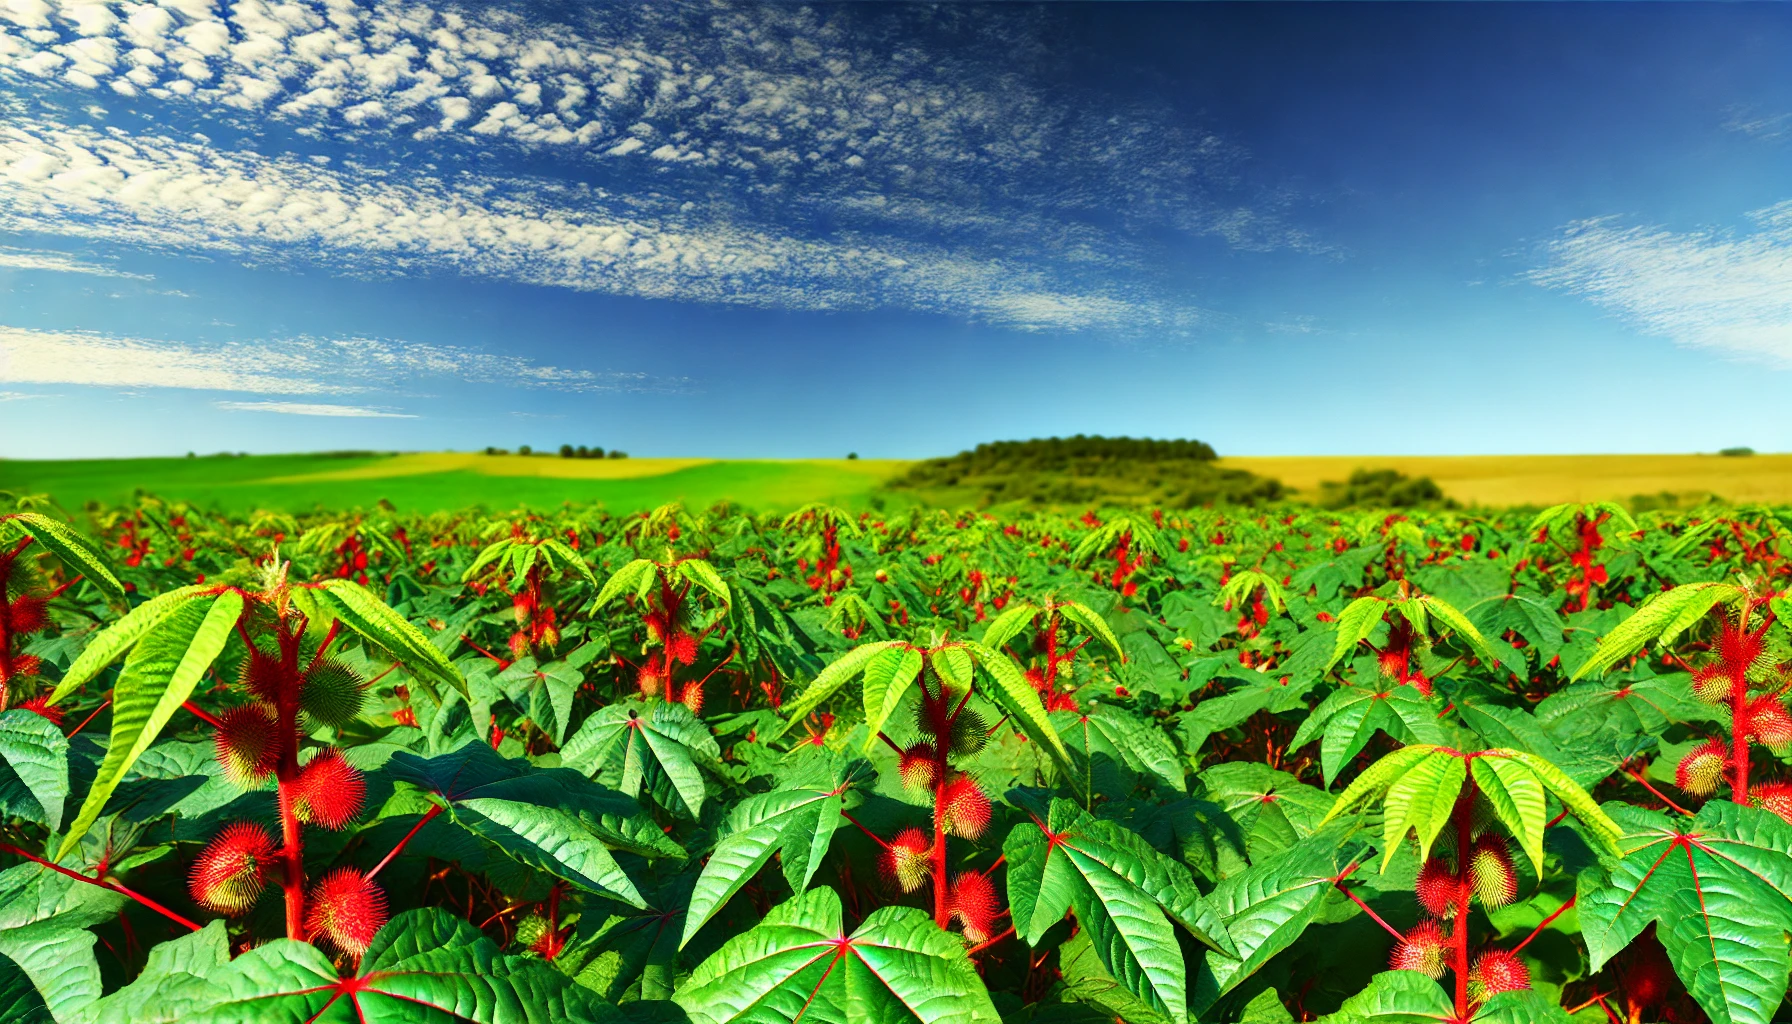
left=592, top=559, right=657, bottom=610
left=0, top=949, right=52, bottom=1024
left=0, top=709, right=68, bottom=831
left=682, top=757, right=874, bottom=948
left=58, top=589, right=243, bottom=860
left=1191, top=826, right=1368, bottom=1013
left=81, top=923, right=232, bottom=1024
left=860, top=647, right=925, bottom=751
left=1322, top=970, right=1453, bottom=1022
left=1005, top=798, right=1234, bottom=1024
left=45, top=586, right=212, bottom=704
left=0, top=861, right=124, bottom=1024
left=1196, top=763, right=1333, bottom=864
left=1325, top=598, right=1388, bottom=673
left=389, top=743, right=682, bottom=907
left=675, top=888, right=999, bottom=1024
left=961, top=640, right=1074, bottom=772
left=562, top=699, right=720, bottom=819
left=1569, top=582, right=1742, bottom=681
left=1288, top=683, right=1446, bottom=785
left=301, top=578, right=466, bottom=702
left=1054, top=702, right=1186, bottom=794
left=771, top=641, right=906, bottom=739
left=1579, top=800, right=1792, bottom=1024
left=5, top=512, right=124, bottom=600
left=178, top=909, right=618, bottom=1022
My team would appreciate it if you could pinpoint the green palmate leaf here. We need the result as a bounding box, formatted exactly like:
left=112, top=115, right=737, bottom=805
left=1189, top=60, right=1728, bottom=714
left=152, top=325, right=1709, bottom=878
left=1579, top=801, right=1792, bottom=1024
left=860, top=647, right=925, bottom=751
left=1323, top=744, right=1439, bottom=817
left=58, top=589, right=243, bottom=861
left=979, top=602, right=1042, bottom=653
left=771, top=640, right=905, bottom=740
left=1289, top=683, right=1446, bottom=785
left=303, top=578, right=466, bottom=702
left=593, top=558, right=658, bottom=610
left=1468, top=754, right=1547, bottom=877
left=81, top=923, right=232, bottom=1024
left=0, top=860, right=124, bottom=1024
left=1323, top=970, right=1453, bottom=1023
left=676, top=558, right=732, bottom=608
left=5, top=512, right=125, bottom=600
left=0, top=950, right=51, bottom=1024
left=1220, top=570, right=1287, bottom=616
left=0, top=709, right=69, bottom=831
left=541, top=538, right=600, bottom=587
left=1192, top=826, right=1367, bottom=1013
left=45, top=585, right=213, bottom=704
left=1005, top=798, right=1233, bottom=1024
left=175, top=909, right=617, bottom=1023
left=1058, top=601, right=1126, bottom=661
left=1326, top=597, right=1388, bottom=673
left=1488, top=748, right=1622, bottom=854
left=1569, top=582, right=1743, bottom=681
left=1379, top=750, right=1465, bottom=869
left=389, top=743, right=682, bottom=907
left=1416, top=594, right=1499, bottom=670
left=675, top=888, right=999, bottom=1024
left=962, top=640, right=1073, bottom=771
left=1055, top=702, right=1186, bottom=793
left=562, top=699, right=721, bottom=819
left=681, top=757, right=875, bottom=948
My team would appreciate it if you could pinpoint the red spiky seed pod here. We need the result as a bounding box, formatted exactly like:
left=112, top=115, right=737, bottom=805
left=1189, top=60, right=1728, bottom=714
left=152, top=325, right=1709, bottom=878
left=1467, top=948, right=1531, bottom=1002
left=1390, top=920, right=1450, bottom=979
left=292, top=747, right=366, bottom=830
left=1754, top=781, right=1792, bottom=825
left=1691, top=665, right=1732, bottom=704
left=1415, top=856, right=1463, bottom=917
left=899, top=744, right=936, bottom=792
left=637, top=652, right=665, bottom=699
left=947, top=871, right=999, bottom=943
left=214, top=704, right=281, bottom=786
left=679, top=679, right=706, bottom=716
left=17, top=695, right=63, bottom=726
left=299, top=658, right=366, bottom=728
left=668, top=631, right=698, bottom=666
left=1746, top=696, right=1792, bottom=749
left=239, top=648, right=290, bottom=703
left=189, top=821, right=275, bottom=914
left=880, top=827, right=932, bottom=893
left=1469, top=835, right=1518, bottom=908
left=7, top=593, right=47, bottom=636
left=304, top=867, right=388, bottom=956
left=1719, top=622, right=1766, bottom=675
left=1676, top=739, right=1730, bottom=797
left=940, top=777, right=991, bottom=839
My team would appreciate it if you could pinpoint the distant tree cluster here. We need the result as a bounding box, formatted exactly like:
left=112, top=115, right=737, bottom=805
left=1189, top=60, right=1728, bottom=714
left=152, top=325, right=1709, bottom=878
left=479, top=446, right=627, bottom=459
left=1317, top=468, right=1454, bottom=509
left=886, top=435, right=1281, bottom=509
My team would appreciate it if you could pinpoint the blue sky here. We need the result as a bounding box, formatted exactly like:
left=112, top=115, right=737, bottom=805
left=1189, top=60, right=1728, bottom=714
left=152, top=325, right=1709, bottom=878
left=2, top=1, right=1791, bottom=459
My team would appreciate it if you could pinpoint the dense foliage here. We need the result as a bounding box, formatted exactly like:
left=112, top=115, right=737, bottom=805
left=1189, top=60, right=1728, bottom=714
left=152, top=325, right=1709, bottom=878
left=0, top=494, right=1790, bottom=1024
left=886, top=436, right=1287, bottom=508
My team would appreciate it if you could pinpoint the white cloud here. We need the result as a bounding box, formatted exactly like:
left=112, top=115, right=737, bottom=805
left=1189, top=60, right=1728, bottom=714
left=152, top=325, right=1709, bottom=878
left=0, top=324, right=685, bottom=395
left=0, top=244, right=151, bottom=278
left=216, top=400, right=415, bottom=417
left=1529, top=204, right=1792, bottom=364
left=0, top=389, right=52, bottom=400
left=0, top=112, right=1182, bottom=332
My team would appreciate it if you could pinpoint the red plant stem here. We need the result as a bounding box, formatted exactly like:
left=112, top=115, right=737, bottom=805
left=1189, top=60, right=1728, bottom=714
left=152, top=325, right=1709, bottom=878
left=927, top=669, right=952, bottom=929
left=1626, top=769, right=1694, bottom=817
left=1731, top=656, right=1751, bottom=805
left=0, top=842, right=200, bottom=932
left=1563, top=990, right=1611, bottom=1016
left=1511, top=894, right=1575, bottom=954
left=1335, top=882, right=1404, bottom=941
left=366, top=803, right=443, bottom=880
left=182, top=700, right=223, bottom=728
left=839, top=811, right=888, bottom=848
left=1449, top=787, right=1475, bottom=1019
left=67, top=698, right=110, bottom=738
left=274, top=619, right=306, bottom=941
left=966, top=925, right=1015, bottom=955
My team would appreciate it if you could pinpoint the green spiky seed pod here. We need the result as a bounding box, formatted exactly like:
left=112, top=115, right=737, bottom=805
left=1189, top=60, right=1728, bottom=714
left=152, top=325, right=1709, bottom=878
left=299, top=658, right=366, bottom=727
left=514, top=914, right=552, bottom=953
left=949, top=709, right=988, bottom=756
left=1468, top=835, right=1518, bottom=908
left=214, top=703, right=281, bottom=786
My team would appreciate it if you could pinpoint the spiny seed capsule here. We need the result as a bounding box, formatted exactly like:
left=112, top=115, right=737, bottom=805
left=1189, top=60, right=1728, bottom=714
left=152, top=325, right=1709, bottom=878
left=1467, top=949, right=1531, bottom=1002
left=898, top=744, right=937, bottom=793
left=939, top=778, right=991, bottom=839
left=214, top=704, right=281, bottom=786
left=947, top=871, right=998, bottom=944
left=304, top=867, right=388, bottom=956
left=189, top=821, right=275, bottom=914
left=1755, top=781, right=1792, bottom=826
left=1691, top=665, right=1733, bottom=704
left=292, top=747, right=366, bottom=830
left=1747, top=697, right=1792, bottom=749
left=1390, top=920, right=1449, bottom=979
left=298, top=658, right=366, bottom=728
left=1469, top=835, right=1518, bottom=909
left=514, top=914, right=552, bottom=953
left=239, top=648, right=291, bottom=703
left=949, top=709, right=989, bottom=757
left=1415, top=856, right=1464, bottom=917
left=1676, top=739, right=1730, bottom=797
left=880, top=828, right=932, bottom=894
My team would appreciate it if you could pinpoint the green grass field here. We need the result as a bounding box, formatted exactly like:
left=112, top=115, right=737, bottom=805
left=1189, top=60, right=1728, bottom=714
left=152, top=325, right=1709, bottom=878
left=4, top=450, right=1787, bottom=514
left=0, top=452, right=910, bottom=514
